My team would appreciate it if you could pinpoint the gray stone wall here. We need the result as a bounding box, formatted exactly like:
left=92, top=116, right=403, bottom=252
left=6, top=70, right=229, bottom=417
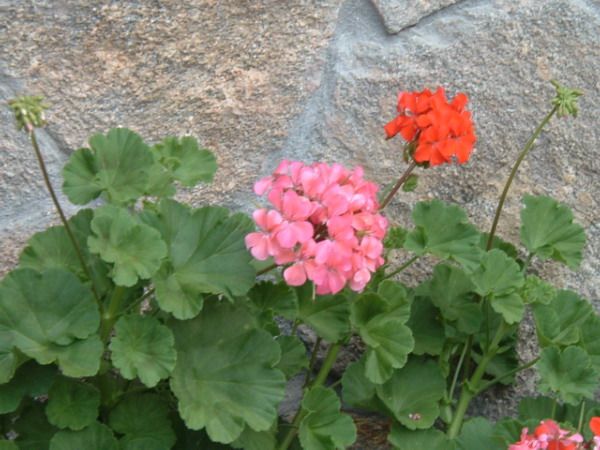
left=1, top=0, right=599, bottom=435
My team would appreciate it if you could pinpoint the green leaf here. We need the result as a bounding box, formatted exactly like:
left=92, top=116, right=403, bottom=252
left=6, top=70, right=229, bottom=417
left=376, top=280, right=412, bottom=323
left=109, top=394, right=175, bottom=450
left=299, top=387, right=356, bottom=450
left=493, top=419, right=528, bottom=448
left=518, top=396, right=564, bottom=423
left=405, top=200, right=481, bottom=268
left=479, top=233, right=519, bottom=259
left=402, top=174, right=419, bottom=192
left=19, top=209, right=111, bottom=297
left=388, top=425, right=452, bottom=450
left=53, top=335, right=103, bottom=378
left=384, top=226, right=408, bottom=249
left=419, top=264, right=481, bottom=334
left=0, top=269, right=101, bottom=376
left=455, top=417, right=504, bottom=450
left=49, top=422, right=118, bottom=450
left=0, top=329, right=18, bottom=384
left=46, top=377, right=100, bottom=430
left=521, top=275, right=557, bottom=305
left=520, top=195, right=586, bottom=269
left=537, top=346, right=598, bottom=405
left=62, top=128, right=155, bottom=205
left=232, top=426, right=276, bottom=450
left=375, top=358, right=445, bottom=429
left=275, top=336, right=308, bottom=378
left=15, top=403, right=58, bottom=450
left=109, top=315, right=176, bottom=388
left=533, top=290, right=593, bottom=347
left=152, top=136, right=217, bottom=186
left=579, top=314, right=600, bottom=371
left=0, top=361, right=56, bottom=414
left=407, top=295, right=445, bottom=356
left=88, top=205, right=167, bottom=287
left=350, top=292, right=414, bottom=384
left=341, top=358, right=386, bottom=413
left=147, top=200, right=255, bottom=319
left=0, top=441, right=18, bottom=450
left=248, top=281, right=299, bottom=329
left=169, top=300, right=286, bottom=444
left=296, top=285, right=350, bottom=343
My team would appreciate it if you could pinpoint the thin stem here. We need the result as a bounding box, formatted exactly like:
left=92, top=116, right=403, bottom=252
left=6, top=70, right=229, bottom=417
left=448, top=341, right=470, bottom=402
left=277, top=342, right=342, bottom=450
left=551, top=399, right=558, bottom=420
left=383, top=255, right=419, bottom=280
left=257, top=263, right=277, bottom=276
left=100, top=286, right=127, bottom=342
left=577, top=401, right=586, bottom=434
left=30, top=130, right=101, bottom=305
left=486, top=105, right=558, bottom=250
left=476, top=357, right=539, bottom=394
left=304, top=337, right=322, bottom=387
left=379, top=161, right=418, bottom=210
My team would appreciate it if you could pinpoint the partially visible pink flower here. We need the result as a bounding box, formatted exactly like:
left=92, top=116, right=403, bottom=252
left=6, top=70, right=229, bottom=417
left=247, top=160, right=388, bottom=295
left=510, top=420, right=584, bottom=450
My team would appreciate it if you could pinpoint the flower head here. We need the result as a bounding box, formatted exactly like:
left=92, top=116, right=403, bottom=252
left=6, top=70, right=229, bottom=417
left=246, top=160, right=388, bottom=295
left=384, top=87, right=476, bottom=166
left=510, top=420, right=584, bottom=450
left=551, top=80, right=582, bottom=118
left=8, top=95, right=49, bottom=132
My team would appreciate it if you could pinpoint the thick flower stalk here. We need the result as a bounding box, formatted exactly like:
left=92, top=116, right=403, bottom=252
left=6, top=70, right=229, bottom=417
left=246, top=160, right=388, bottom=295
left=510, top=420, right=584, bottom=450
left=384, top=87, right=477, bottom=166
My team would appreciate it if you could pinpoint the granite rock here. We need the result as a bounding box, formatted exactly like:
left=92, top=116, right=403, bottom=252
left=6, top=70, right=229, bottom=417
left=371, top=0, right=461, bottom=33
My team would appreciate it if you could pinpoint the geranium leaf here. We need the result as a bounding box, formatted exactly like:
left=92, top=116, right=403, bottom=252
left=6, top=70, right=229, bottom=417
left=146, top=200, right=255, bottom=319
left=231, top=426, right=276, bottom=450
left=479, top=233, right=519, bottom=259
left=45, top=377, right=100, bottom=430
left=15, top=403, right=58, bottom=450
left=299, top=387, right=356, bottom=450
left=375, top=358, right=445, bottom=429
left=418, top=264, right=481, bottom=334
left=388, top=425, right=452, bottom=450
left=533, top=290, right=593, bottom=347
left=579, top=315, right=600, bottom=372
left=455, top=417, right=504, bottom=450
left=62, top=128, right=155, bottom=205
left=49, top=422, right=118, bottom=450
left=384, top=226, right=408, bottom=249
left=109, top=315, right=176, bottom=388
left=19, top=209, right=112, bottom=297
left=152, top=136, right=217, bottom=186
left=296, top=285, right=350, bottom=343
left=88, top=205, right=167, bottom=287
left=109, top=393, right=176, bottom=450
left=376, top=280, right=412, bottom=323
left=275, top=336, right=308, bottom=379
left=0, top=361, right=56, bottom=414
left=54, top=335, right=103, bottom=378
left=0, top=269, right=101, bottom=376
left=407, top=295, right=445, bottom=356
left=518, top=396, right=564, bottom=423
left=404, top=200, right=481, bottom=269
left=0, top=441, right=18, bottom=450
left=248, top=281, right=299, bottom=322
left=169, top=300, right=286, bottom=444
left=0, top=330, right=18, bottom=384
left=521, top=275, right=556, bottom=305
left=520, top=195, right=586, bottom=269
left=537, top=346, right=598, bottom=405
left=341, top=358, right=383, bottom=412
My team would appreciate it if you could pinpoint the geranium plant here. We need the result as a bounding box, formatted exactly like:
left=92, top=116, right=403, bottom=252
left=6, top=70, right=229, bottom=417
left=0, top=80, right=595, bottom=450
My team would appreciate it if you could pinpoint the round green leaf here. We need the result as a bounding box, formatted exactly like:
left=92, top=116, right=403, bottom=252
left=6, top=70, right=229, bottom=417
left=152, top=136, right=217, bottom=186
left=148, top=200, right=256, bottom=319
left=407, top=295, right=445, bottom=356
left=62, top=128, right=155, bottom=205
left=296, top=284, right=350, bottom=343
left=109, top=394, right=175, bottom=450
left=299, top=387, right=357, bottom=450
left=275, top=335, right=308, bottom=379
left=537, top=346, right=598, bottom=405
left=456, top=417, right=503, bottom=450
left=0, top=330, right=18, bottom=384
left=49, top=422, right=118, bottom=450
left=248, top=281, right=298, bottom=322
left=520, top=195, right=586, bottom=269
left=404, top=200, right=481, bottom=269
left=169, top=300, right=286, bottom=444
left=15, top=403, right=58, bottom=450
left=0, top=361, right=57, bottom=414
left=579, top=315, right=600, bottom=371
left=110, top=315, right=176, bottom=388
left=0, top=441, right=19, bottom=450
left=88, top=205, right=167, bottom=287
left=0, top=269, right=100, bottom=376
left=375, top=358, right=445, bottom=430
left=231, top=426, right=276, bottom=450
left=46, top=377, right=100, bottom=430
left=388, top=425, right=451, bottom=450
left=341, top=358, right=385, bottom=413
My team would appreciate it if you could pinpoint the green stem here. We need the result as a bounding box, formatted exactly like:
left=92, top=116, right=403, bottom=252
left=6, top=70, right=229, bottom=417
left=383, top=255, right=419, bottom=279
left=30, top=130, right=101, bottom=305
left=100, top=286, right=127, bottom=342
left=577, top=400, right=586, bottom=434
left=277, top=342, right=342, bottom=450
left=447, top=323, right=506, bottom=439
left=122, top=287, right=155, bottom=315
left=551, top=399, right=558, bottom=420
left=379, top=161, right=417, bottom=210
left=257, top=263, right=277, bottom=276
left=486, top=105, right=558, bottom=250
left=448, top=341, right=470, bottom=402
left=304, top=338, right=322, bottom=387
left=476, top=357, right=539, bottom=394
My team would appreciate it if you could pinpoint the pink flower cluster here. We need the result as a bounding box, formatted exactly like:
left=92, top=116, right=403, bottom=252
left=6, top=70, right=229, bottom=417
left=245, top=160, right=388, bottom=295
left=510, top=420, right=583, bottom=450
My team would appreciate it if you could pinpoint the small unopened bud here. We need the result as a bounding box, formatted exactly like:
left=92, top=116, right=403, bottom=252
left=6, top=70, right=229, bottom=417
left=8, top=95, right=49, bottom=132
left=550, top=80, right=583, bottom=118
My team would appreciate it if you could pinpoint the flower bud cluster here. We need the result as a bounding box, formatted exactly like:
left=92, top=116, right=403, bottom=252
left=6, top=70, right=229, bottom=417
left=246, top=160, right=388, bottom=295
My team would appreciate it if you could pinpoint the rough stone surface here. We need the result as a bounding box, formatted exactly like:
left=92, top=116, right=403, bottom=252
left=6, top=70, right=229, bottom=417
left=372, top=0, right=461, bottom=33
left=1, top=0, right=600, bottom=443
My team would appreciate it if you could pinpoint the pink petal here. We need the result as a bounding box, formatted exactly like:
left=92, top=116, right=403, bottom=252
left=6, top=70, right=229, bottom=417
left=284, top=264, right=307, bottom=286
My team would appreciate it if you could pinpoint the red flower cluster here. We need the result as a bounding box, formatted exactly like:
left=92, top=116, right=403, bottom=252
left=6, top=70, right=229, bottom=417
left=245, top=160, right=388, bottom=295
left=384, top=87, right=476, bottom=166
left=508, top=418, right=600, bottom=450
